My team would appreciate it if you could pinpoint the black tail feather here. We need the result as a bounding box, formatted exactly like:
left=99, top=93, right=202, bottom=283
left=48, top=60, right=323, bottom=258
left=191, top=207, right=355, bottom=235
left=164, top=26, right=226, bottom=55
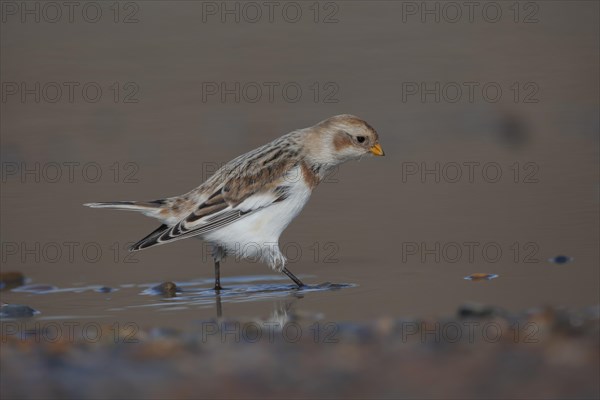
left=129, top=224, right=169, bottom=251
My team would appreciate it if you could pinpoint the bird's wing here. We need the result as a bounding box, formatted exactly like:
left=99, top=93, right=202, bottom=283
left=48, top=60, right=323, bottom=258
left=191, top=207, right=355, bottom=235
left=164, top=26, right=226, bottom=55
left=130, top=155, right=298, bottom=251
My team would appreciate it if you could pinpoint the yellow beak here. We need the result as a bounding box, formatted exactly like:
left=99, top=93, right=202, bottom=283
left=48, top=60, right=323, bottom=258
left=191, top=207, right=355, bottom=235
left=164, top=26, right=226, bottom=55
left=370, top=143, right=385, bottom=156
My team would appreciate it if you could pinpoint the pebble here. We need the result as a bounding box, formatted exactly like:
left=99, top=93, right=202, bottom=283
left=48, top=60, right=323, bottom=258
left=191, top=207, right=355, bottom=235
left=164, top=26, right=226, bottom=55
left=0, top=304, right=39, bottom=318
left=0, top=271, right=25, bottom=290
left=549, top=255, right=573, bottom=264
left=95, top=286, right=116, bottom=293
left=457, top=303, right=499, bottom=318
left=151, top=282, right=181, bottom=297
left=464, top=273, right=499, bottom=281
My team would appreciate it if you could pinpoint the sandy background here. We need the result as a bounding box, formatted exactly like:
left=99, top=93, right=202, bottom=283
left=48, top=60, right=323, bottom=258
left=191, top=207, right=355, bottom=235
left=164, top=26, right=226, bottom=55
left=1, top=1, right=598, bottom=325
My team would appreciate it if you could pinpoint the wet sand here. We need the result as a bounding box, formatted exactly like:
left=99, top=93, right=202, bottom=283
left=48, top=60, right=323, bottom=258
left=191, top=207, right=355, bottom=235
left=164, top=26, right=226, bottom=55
left=1, top=1, right=599, bottom=398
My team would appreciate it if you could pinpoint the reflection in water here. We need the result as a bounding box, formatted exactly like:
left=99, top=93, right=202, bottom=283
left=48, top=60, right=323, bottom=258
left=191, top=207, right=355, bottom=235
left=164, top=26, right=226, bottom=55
left=11, top=284, right=118, bottom=294
left=130, top=275, right=355, bottom=320
left=215, top=293, right=222, bottom=317
left=2, top=275, right=355, bottom=322
left=135, top=275, right=355, bottom=318
left=216, top=292, right=299, bottom=320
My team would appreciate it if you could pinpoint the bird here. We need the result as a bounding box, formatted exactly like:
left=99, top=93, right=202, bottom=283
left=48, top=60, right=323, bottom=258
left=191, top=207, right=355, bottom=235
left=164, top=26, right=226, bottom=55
left=84, top=114, right=384, bottom=290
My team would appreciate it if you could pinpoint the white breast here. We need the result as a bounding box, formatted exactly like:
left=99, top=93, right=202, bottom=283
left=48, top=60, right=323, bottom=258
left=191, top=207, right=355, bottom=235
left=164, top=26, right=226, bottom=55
left=203, top=166, right=313, bottom=267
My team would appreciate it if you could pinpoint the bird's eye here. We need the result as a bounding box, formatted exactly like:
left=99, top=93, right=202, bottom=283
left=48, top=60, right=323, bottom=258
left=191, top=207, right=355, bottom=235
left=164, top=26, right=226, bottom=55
left=356, top=136, right=366, bottom=143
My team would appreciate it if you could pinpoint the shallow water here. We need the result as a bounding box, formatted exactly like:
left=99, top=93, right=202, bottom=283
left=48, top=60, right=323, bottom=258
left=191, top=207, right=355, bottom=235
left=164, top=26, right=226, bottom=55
left=1, top=1, right=598, bottom=332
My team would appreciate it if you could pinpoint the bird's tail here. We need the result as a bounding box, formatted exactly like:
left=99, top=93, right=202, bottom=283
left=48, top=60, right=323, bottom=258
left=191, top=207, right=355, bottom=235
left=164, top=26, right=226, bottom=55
left=84, top=200, right=164, bottom=211
left=84, top=200, right=167, bottom=219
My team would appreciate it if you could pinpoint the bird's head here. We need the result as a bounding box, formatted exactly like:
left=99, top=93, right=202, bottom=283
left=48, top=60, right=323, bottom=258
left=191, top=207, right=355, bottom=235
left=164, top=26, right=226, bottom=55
left=304, top=114, right=384, bottom=166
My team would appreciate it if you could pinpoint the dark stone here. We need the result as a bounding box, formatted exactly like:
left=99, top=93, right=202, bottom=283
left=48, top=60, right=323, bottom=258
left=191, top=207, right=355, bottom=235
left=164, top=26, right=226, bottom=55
left=0, top=304, right=39, bottom=318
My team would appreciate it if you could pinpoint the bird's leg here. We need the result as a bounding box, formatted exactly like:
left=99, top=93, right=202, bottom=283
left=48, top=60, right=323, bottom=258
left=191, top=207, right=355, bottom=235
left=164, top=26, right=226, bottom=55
left=211, top=245, right=225, bottom=291
left=282, top=267, right=305, bottom=288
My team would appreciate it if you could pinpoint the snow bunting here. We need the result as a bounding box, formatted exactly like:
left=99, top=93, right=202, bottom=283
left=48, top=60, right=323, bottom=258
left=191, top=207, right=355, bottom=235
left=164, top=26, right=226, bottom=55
left=85, top=114, right=384, bottom=289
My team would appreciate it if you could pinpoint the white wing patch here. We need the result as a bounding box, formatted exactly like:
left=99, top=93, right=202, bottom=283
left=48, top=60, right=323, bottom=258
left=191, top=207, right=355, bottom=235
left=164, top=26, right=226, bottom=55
left=130, top=176, right=295, bottom=251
